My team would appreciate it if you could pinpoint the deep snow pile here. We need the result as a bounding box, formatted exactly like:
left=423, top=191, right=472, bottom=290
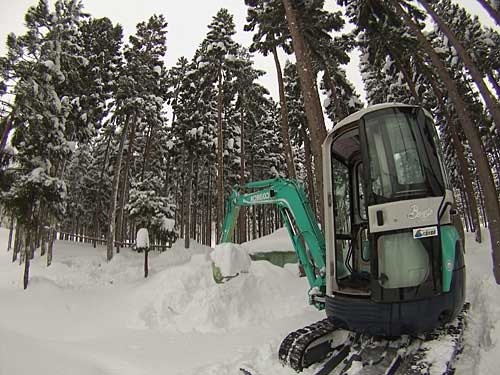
left=132, top=250, right=310, bottom=332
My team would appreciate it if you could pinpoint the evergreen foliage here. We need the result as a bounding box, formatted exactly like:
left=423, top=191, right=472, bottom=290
left=1, top=0, right=500, bottom=283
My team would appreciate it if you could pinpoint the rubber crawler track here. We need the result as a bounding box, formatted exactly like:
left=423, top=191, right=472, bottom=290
left=279, top=304, right=469, bottom=374
left=279, top=318, right=338, bottom=372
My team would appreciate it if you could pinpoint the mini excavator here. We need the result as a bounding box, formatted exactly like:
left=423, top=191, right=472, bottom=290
left=215, top=103, right=467, bottom=374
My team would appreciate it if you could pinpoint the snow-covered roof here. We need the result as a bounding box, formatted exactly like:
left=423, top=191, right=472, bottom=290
left=241, top=227, right=294, bottom=254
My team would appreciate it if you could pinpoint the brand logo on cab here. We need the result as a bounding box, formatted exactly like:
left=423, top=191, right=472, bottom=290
left=407, top=205, right=433, bottom=220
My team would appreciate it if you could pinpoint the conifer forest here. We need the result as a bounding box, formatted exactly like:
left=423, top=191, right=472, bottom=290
left=1, top=0, right=500, bottom=290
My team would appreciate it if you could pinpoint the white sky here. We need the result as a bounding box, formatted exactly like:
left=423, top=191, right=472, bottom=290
left=0, top=0, right=498, bottom=107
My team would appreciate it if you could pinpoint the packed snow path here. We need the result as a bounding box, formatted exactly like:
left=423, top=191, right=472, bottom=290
left=0, top=228, right=498, bottom=374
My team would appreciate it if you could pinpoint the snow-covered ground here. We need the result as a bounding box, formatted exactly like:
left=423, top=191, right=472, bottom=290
left=0, top=227, right=498, bottom=374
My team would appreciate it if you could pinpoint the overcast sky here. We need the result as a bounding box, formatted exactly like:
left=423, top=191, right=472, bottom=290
left=0, top=0, right=498, bottom=107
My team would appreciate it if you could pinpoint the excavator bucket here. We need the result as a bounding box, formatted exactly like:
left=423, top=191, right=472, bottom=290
left=211, top=241, right=251, bottom=283
left=212, top=263, right=224, bottom=284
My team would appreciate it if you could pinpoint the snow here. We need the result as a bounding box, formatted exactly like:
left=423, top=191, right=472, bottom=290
left=161, top=217, right=175, bottom=232
left=0, top=228, right=318, bottom=374
left=41, top=60, right=56, bottom=70
left=0, top=228, right=499, bottom=374
left=454, top=232, right=500, bottom=375
left=67, top=141, right=77, bottom=152
left=79, top=56, right=89, bottom=67
left=210, top=242, right=251, bottom=277
left=165, top=140, right=174, bottom=149
left=136, top=227, right=149, bottom=249
left=242, top=227, right=294, bottom=254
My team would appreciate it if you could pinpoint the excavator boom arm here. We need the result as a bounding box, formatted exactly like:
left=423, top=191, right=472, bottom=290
left=221, top=178, right=327, bottom=308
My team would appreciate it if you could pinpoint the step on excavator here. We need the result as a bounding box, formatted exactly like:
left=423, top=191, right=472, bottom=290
left=213, top=103, right=467, bottom=375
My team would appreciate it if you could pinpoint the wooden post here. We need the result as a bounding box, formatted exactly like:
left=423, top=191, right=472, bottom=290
left=144, top=249, right=149, bottom=278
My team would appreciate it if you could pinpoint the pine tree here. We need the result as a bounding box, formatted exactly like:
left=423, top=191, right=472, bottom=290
left=418, top=0, right=500, bottom=133
left=434, top=0, right=500, bottom=105
left=196, top=9, right=241, bottom=242
left=244, top=0, right=296, bottom=179
left=66, top=17, right=123, bottom=143
left=284, top=61, right=316, bottom=210
left=167, top=56, right=190, bottom=125
left=282, top=0, right=328, bottom=226
left=0, top=0, right=88, bottom=287
left=477, top=0, right=500, bottom=26
left=106, top=14, right=168, bottom=260
left=294, top=1, right=355, bottom=123
left=168, top=51, right=218, bottom=246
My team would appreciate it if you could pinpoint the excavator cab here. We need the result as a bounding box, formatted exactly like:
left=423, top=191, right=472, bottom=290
left=323, top=104, right=465, bottom=336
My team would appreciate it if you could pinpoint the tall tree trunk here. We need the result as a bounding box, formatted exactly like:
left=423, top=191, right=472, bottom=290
left=94, top=132, right=112, bottom=245
left=428, top=78, right=482, bottom=242
left=116, top=122, right=137, bottom=253
left=419, top=0, right=500, bottom=133
left=0, top=113, right=13, bottom=158
left=477, top=0, right=500, bottom=25
left=250, top=151, right=256, bottom=241
left=185, top=157, right=194, bottom=249
left=488, top=72, right=500, bottom=99
left=239, top=107, right=247, bottom=243
left=322, top=62, right=346, bottom=121
left=272, top=45, right=296, bottom=178
left=192, top=162, right=200, bottom=242
left=23, top=224, right=34, bottom=290
left=140, top=123, right=156, bottom=181
left=216, top=68, right=224, bottom=243
left=301, top=126, right=317, bottom=216
left=459, top=186, right=471, bottom=232
left=7, top=216, right=14, bottom=252
left=282, top=0, right=327, bottom=226
left=477, top=179, right=487, bottom=225
left=47, top=226, right=54, bottom=267
left=392, top=0, right=500, bottom=282
left=12, top=222, right=22, bottom=263
left=107, top=115, right=132, bottom=261
left=448, top=117, right=482, bottom=242
left=207, top=166, right=212, bottom=246
left=40, top=225, right=47, bottom=257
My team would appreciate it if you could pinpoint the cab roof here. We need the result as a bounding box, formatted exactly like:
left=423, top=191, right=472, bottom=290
left=331, top=103, right=421, bottom=134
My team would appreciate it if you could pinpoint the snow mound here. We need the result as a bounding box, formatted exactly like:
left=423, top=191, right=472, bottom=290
left=27, top=248, right=142, bottom=289
left=24, top=239, right=210, bottom=289
left=131, top=255, right=311, bottom=333
left=211, top=242, right=251, bottom=277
